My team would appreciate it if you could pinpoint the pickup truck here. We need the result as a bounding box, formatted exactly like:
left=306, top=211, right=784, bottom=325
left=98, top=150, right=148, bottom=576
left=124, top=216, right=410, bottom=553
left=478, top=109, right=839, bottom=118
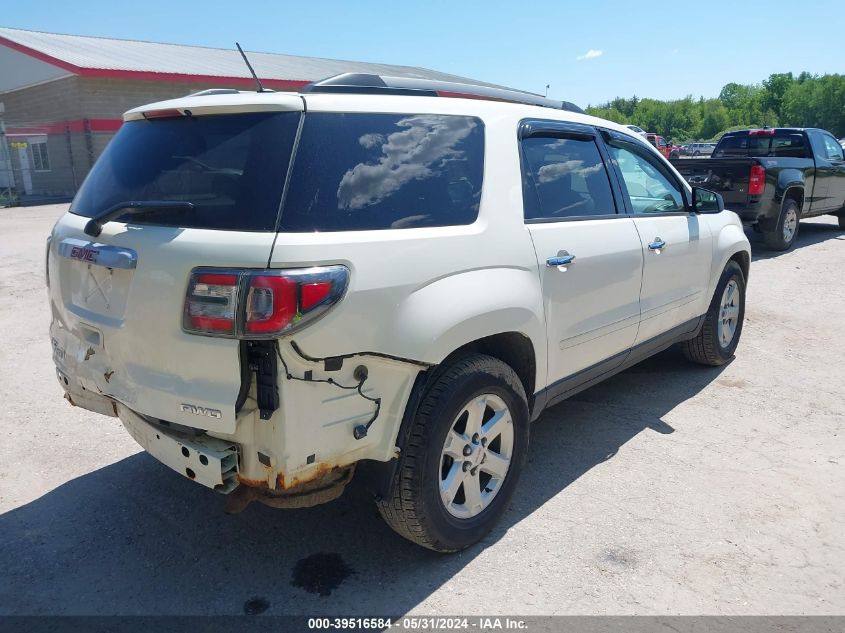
left=671, top=128, right=845, bottom=250
left=646, top=133, right=680, bottom=159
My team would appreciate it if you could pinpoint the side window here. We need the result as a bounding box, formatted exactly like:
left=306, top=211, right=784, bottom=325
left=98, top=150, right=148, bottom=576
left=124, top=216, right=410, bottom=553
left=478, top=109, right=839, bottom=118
left=281, top=113, right=485, bottom=232
left=823, top=135, right=844, bottom=161
left=808, top=131, right=829, bottom=162
left=521, top=135, right=616, bottom=220
left=608, top=141, right=686, bottom=214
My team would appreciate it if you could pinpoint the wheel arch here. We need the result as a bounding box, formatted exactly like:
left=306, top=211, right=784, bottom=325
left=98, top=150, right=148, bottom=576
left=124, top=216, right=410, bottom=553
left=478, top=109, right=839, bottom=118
left=355, top=331, right=539, bottom=500
left=707, top=221, right=751, bottom=301
left=728, top=249, right=750, bottom=283
left=780, top=184, right=805, bottom=212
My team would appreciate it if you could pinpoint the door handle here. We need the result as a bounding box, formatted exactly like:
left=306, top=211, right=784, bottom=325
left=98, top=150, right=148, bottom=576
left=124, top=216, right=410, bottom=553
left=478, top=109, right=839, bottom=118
left=547, top=254, right=575, bottom=267
left=648, top=238, right=666, bottom=251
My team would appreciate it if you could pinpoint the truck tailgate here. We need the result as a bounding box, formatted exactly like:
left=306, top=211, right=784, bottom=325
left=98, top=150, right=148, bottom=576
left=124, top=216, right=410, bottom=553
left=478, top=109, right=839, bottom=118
left=671, top=157, right=755, bottom=208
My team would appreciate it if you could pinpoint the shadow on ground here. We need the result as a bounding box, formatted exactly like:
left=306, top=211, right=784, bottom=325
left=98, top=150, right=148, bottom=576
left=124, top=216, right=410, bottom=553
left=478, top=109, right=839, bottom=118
left=749, top=217, right=845, bottom=262
left=0, top=349, right=727, bottom=616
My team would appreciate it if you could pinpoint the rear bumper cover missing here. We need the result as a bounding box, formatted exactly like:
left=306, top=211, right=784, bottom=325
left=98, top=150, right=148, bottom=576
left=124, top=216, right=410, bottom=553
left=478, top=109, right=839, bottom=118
left=117, top=405, right=239, bottom=493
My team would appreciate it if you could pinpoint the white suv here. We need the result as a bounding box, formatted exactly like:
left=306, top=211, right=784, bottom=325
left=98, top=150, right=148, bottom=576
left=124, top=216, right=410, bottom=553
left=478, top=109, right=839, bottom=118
left=47, top=74, right=750, bottom=552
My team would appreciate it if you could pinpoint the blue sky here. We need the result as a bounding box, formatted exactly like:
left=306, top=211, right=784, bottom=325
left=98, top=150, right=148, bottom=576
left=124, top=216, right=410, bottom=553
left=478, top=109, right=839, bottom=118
left=3, top=0, right=843, bottom=107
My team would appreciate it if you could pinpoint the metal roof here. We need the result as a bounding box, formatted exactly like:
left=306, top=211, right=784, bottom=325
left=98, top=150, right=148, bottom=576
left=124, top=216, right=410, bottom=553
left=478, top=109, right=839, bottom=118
left=0, top=26, right=509, bottom=90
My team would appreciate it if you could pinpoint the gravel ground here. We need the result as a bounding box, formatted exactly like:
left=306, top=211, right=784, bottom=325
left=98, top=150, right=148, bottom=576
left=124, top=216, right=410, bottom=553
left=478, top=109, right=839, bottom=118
left=0, top=204, right=843, bottom=616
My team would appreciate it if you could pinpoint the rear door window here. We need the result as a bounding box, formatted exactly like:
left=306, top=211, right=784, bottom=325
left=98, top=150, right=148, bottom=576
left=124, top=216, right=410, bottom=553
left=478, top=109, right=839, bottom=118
left=70, top=112, right=300, bottom=231
left=520, top=136, right=617, bottom=220
left=280, top=113, right=484, bottom=231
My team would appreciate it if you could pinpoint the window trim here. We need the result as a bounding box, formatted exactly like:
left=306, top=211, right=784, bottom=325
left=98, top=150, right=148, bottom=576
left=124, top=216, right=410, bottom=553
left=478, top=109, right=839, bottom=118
left=599, top=128, right=693, bottom=217
left=518, top=118, right=625, bottom=224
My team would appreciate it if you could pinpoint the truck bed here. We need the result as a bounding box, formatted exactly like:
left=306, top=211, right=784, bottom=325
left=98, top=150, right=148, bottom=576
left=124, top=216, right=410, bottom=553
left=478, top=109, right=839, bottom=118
left=670, top=157, right=757, bottom=210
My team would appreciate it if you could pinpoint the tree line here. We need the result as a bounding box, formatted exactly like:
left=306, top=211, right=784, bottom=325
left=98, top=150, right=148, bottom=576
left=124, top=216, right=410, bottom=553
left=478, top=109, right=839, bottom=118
left=585, top=72, right=845, bottom=143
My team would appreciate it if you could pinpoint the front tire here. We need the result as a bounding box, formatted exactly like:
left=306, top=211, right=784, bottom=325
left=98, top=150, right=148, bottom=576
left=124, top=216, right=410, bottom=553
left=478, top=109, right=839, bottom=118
left=682, top=260, right=746, bottom=366
left=762, top=199, right=800, bottom=251
left=377, top=354, right=529, bottom=552
left=838, top=214, right=845, bottom=230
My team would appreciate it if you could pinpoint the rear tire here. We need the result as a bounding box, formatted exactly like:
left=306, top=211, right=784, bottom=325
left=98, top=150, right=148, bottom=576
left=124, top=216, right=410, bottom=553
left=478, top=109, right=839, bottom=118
left=838, top=215, right=845, bottom=230
left=682, top=260, right=745, bottom=366
left=377, top=354, right=529, bottom=552
left=762, top=199, right=800, bottom=251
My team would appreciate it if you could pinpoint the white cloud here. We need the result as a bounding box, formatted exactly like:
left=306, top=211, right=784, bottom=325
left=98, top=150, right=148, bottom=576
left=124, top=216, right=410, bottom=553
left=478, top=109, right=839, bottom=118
left=576, top=48, right=603, bottom=61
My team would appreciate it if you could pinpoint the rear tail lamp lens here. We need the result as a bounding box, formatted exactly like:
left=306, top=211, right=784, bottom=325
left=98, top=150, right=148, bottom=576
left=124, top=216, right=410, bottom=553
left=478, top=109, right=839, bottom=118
left=183, top=266, right=348, bottom=338
left=748, top=163, right=766, bottom=195
left=184, top=273, right=239, bottom=335
left=245, top=275, right=297, bottom=334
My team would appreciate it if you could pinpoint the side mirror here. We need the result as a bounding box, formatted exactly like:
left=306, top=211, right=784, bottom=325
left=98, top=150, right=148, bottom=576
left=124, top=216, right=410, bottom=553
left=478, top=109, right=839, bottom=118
left=692, top=187, right=724, bottom=214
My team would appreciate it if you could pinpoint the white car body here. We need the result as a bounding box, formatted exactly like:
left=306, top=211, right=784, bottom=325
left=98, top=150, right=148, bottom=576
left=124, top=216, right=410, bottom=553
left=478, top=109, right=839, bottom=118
left=626, top=124, right=648, bottom=138
left=47, top=87, right=750, bottom=521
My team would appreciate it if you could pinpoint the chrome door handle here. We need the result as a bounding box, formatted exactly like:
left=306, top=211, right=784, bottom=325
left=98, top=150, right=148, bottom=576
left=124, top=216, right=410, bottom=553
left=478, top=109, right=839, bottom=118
left=648, top=238, right=666, bottom=251
left=547, top=254, right=575, bottom=267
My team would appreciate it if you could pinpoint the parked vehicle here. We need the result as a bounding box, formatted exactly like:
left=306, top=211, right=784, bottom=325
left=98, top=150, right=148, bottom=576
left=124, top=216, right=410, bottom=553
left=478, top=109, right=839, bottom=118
left=688, top=142, right=716, bottom=156
left=671, top=127, right=845, bottom=250
left=680, top=144, right=691, bottom=156
left=626, top=124, right=648, bottom=139
left=646, top=133, right=680, bottom=159
left=646, top=134, right=681, bottom=158
left=47, top=74, right=750, bottom=552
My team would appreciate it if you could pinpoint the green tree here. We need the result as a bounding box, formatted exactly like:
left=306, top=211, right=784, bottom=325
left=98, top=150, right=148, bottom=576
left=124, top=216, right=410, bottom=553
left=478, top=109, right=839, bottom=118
left=762, top=72, right=794, bottom=119
left=586, top=73, right=844, bottom=141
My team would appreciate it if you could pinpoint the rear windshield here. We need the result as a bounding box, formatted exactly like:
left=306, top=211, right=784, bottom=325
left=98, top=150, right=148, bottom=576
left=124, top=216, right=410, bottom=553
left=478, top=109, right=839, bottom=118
left=70, top=112, right=300, bottom=231
left=280, top=113, right=484, bottom=231
left=71, top=111, right=485, bottom=233
left=714, top=133, right=808, bottom=158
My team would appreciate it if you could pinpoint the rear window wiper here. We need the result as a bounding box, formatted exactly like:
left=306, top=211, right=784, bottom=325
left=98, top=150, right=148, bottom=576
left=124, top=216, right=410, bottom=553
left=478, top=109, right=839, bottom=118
left=83, top=201, right=195, bottom=237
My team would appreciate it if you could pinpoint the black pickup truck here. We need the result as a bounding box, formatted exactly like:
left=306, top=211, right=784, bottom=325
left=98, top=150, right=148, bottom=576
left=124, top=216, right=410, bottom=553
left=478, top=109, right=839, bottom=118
left=670, top=128, right=845, bottom=250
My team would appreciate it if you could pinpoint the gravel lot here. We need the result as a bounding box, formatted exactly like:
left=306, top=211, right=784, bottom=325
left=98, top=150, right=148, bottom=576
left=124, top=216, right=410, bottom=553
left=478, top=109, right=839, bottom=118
left=0, top=204, right=843, bottom=616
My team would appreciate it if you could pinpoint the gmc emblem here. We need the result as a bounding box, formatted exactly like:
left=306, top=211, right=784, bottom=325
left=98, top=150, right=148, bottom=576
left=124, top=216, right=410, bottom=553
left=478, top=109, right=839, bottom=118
left=69, top=246, right=99, bottom=263
left=180, top=403, right=223, bottom=419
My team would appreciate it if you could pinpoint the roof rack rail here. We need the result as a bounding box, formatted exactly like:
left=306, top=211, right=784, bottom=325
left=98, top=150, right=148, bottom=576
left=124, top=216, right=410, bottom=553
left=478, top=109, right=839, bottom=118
left=301, top=73, right=585, bottom=114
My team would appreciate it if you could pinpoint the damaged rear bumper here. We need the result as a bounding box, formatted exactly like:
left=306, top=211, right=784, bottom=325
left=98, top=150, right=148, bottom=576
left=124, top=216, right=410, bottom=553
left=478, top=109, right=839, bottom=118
left=118, top=405, right=239, bottom=492
left=52, top=320, right=424, bottom=508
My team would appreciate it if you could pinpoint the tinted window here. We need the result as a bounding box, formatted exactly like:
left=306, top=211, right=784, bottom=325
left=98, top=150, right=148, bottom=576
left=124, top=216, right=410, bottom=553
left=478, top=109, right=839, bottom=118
left=521, top=136, right=616, bottom=220
left=71, top=113, right=300, bottom=231
left=280, top=113, right=484, bottom=231
left=714, top=133, right=807, bottom=158
left=608, top=141, right=685, bottom=214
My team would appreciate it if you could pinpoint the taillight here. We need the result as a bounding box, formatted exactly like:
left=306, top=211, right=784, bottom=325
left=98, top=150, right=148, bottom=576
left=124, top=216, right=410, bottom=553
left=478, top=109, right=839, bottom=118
left=748, top=163, right=766, bottom=195
left=184, top=273, right=239, bottom=335
left=748, top=128, right=775, bottom=136
left=245, top=275, right=297, bottom=335
left=183, top=266, right=349, bottom=338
